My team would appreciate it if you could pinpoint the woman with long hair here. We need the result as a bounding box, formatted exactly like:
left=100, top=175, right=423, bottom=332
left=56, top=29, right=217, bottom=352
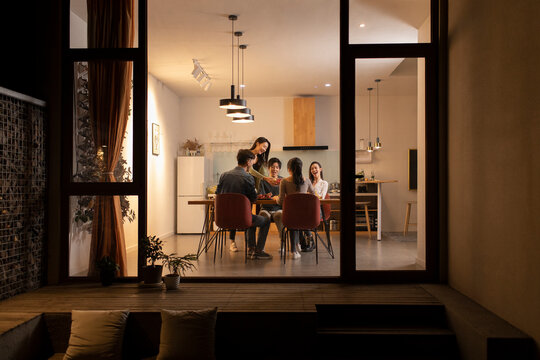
left=248, top=137, right=278, bottom=191
left=309, top=161, right=328, bottom=199
left=276, top=157, right=315, bottom=259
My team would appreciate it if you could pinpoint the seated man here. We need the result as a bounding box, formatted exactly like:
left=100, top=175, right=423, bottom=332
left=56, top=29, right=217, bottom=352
left=258, top=158, right=284, bottom=251
left=216, top=149, right=272, bottom=260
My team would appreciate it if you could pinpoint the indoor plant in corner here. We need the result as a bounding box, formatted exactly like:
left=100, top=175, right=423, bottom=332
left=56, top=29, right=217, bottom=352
left=141, top=235, right=165, bottom=285
left=162, top=253, right=197, bottom=290
left=96, top=256, right=120, bottom=286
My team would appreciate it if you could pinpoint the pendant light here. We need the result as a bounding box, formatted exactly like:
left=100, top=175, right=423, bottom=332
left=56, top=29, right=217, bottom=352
left=233, top=44, right=254, bottom=123
left=374, top=79, right=382, bottom=149
left=219, top=15, right=247, bottom=110
left=226, top=31, right=253, bottom=118
left=367, top=87, right=374, bottom=152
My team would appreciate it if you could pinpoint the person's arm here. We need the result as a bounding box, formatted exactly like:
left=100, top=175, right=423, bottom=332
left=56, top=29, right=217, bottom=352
left=244, top=176, right=258, bottom=203
left=320, top=180, right=328, bottom=199
left=216, top=174, right=224, bottom=194
left=277, top=180, right=286, bottom=206
left=251, top=166, right=278, bottom=186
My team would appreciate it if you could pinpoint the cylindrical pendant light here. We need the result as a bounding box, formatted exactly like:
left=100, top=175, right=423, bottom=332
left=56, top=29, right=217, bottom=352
left=374, top=79, right=382, bottom=149
left=219, top=15, right=247, bottom=109
left=226, top=107, right=252, bottom=118
left=367, top=87, right=374, bottom=152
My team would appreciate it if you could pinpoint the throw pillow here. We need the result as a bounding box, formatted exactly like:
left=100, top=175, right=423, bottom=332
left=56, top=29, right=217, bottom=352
left=157, top=308, right=218, bottom=360
left=63, top=309, right=129, bottom=360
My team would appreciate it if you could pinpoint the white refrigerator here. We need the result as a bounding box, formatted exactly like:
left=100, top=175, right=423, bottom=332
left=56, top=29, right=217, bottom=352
left=177, top=156, right=206, bottom=234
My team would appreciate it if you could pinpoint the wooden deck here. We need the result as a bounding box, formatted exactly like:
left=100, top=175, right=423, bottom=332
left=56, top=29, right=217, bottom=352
left=0, top=283, right=439, bottom=314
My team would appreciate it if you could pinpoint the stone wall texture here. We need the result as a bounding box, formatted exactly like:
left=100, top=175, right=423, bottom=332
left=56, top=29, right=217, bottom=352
left=0, top=93, right=46, bottom=300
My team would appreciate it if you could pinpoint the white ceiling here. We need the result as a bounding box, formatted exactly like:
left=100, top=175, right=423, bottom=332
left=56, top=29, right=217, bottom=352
left=73, top=0, right=430, bottom=97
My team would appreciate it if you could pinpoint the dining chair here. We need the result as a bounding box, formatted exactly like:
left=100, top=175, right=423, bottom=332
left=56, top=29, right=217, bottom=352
left=214, top=193, right=252, bottom=263
left=281, top=193, right=321, bottom=264
left=318, top=193, right=335, bottom=258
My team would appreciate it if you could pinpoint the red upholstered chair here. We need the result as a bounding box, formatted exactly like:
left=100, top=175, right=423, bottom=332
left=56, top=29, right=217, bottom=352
left=214, top=193, right=252, bottom=263
left=281, top=193, right=321, bottom=264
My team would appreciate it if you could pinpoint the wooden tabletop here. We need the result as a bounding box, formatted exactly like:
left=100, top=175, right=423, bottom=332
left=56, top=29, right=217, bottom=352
left=188, top=198, right=340, bottom=205
left=357, top=179, right=398, bottom=184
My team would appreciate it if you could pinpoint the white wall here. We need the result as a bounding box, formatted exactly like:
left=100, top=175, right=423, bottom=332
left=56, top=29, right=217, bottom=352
left=416, top=16, right=430, bottom=267
left=175, top=95, right=340, bottom=151
left=147, top=74, right=183, bottom=239
left=356, top=94, right=418, bottom=232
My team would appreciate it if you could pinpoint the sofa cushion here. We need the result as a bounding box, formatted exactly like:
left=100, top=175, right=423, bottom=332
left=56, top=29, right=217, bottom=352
left=157, top=308, right=217, bottom=360
left=63, top=310, right=129, bottom=360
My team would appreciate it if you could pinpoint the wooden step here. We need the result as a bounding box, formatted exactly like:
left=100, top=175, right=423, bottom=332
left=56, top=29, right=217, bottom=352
left=316, top=303, right=448, bottom=328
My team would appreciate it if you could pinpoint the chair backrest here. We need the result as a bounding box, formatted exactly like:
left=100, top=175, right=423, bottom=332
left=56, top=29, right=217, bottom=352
left=282, top=193, right=321, bottom=230
left=215, top=193, right=252, bottom=230
left=322, top=193, right=331, bottom=221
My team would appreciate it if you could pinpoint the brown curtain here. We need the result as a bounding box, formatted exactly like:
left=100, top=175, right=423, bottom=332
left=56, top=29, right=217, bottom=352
left=87, top=0, right=134, bottom=277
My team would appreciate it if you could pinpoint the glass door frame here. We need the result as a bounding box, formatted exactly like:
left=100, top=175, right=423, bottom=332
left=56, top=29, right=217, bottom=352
left=60, top=0, right=148, bottom=282
left=339, top=0, right=447, bottom=282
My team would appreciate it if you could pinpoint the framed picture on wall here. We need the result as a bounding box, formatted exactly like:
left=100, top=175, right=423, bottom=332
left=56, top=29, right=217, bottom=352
left=408, top=149, right=417, bottom=190
left=152, top=123, right=160, bottom=155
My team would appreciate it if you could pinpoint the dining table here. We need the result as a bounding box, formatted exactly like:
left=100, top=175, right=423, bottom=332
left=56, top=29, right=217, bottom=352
left=188, top=197, right=339, bottom=258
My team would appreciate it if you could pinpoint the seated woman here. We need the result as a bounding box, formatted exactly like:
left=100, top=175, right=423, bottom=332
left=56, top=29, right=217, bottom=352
left=258, top=158, right=284, bottom=250
left=277, top=157, right=315, bottom=259
left=301, top=161, right=329, bottom=252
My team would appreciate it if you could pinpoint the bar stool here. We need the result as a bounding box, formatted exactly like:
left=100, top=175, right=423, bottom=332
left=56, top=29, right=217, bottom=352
left=403, top=200, right=417, bottom=236
left=356, top=201, right=372, bottom=240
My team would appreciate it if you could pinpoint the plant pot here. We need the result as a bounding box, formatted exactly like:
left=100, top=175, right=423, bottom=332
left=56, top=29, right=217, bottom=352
left=100, top=271, right=115, bottom=286
left=163, top=274, right=180, bottom=290
left=143, top=265, right=163, bottom=285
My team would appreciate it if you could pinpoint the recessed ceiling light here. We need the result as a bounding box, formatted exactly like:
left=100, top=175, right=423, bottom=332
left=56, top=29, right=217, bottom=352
left=324, top=83, right=331, bottom=87
left=359, top=23, right=366, bottom=28
left=240, top=84, right=246, bottom=88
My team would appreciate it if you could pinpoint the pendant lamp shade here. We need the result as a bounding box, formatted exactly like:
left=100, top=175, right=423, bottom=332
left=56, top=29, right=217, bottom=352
left=232, top=115, right=254, bottom=123
left=226, top=107, right=251, bottom=118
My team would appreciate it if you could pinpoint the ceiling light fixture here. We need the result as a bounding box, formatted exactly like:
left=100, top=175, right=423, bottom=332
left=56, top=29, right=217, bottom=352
left=219, top=15, right=247, bottom=109
left=359, top=23, right=366, bottom=28
left=226, top=31, right=254, bottom=119
left=374, top=79, right=382, bottom=150
left=367, top=87, right=374, bottom=152
left=191, top=59, right=212, bottom=91
left=325, top=83, right=331, bottom=87
left=233, top=44, right=254, bottom=123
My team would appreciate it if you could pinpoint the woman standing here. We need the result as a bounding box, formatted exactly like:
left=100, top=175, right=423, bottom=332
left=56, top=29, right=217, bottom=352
left=276, top=157, right=315, bottom=259
left=249, top=137, right=278, bottom=191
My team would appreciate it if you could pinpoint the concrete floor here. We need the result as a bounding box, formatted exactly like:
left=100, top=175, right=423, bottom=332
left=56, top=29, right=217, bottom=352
left=125, top=230, right=422, bottom=277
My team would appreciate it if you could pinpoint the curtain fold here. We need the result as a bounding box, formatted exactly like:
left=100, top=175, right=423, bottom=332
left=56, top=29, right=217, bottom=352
left=87, top=0, right=134, bottom=277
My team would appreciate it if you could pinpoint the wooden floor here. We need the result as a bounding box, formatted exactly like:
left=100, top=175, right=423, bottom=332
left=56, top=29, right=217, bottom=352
left=0, top=283, right=439, bottom=314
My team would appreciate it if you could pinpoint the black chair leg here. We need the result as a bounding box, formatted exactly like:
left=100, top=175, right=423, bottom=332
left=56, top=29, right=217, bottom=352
left=314, top=229, right=319, bottom=264
left=244, top=230, right=248, bottom=263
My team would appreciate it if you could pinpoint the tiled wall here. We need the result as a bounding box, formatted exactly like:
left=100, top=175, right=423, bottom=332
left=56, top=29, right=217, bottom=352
left=0, top=93, right=46, bottom=300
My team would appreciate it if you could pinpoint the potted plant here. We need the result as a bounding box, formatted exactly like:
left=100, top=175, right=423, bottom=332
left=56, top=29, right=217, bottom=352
left=182, top=138, right=202, bottom=156
left=96, top=256, right=120, bottom=286
left=140, top=235, right=165, bottom=285
left=162, top=253, right=197, bottom=290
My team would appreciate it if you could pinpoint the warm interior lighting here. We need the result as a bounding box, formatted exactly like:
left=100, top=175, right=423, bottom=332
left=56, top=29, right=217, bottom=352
left=324, top=83, right=331, bottom=87
left=226, top=108, right=251, bottom=118
left=359, top=23, right=366, bottom=28
left=232, top=115, right=254, bottom=123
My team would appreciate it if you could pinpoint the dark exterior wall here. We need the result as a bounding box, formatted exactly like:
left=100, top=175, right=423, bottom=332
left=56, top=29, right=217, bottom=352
left=0, top=93, right=47, bottom=300
left=448, top=0, right=540, bottom=351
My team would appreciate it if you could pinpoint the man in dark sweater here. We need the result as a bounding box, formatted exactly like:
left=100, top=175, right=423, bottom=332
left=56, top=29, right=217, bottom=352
left=259, top=158, right=284, bottom=249
left=216, top=149, right=272, bottom=260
